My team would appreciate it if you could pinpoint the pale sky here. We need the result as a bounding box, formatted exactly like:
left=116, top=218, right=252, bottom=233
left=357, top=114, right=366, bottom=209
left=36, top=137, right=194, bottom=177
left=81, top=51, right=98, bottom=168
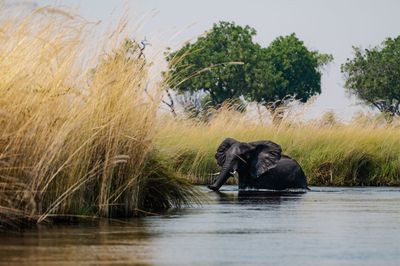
left=24, top=0, right=400, bottom=118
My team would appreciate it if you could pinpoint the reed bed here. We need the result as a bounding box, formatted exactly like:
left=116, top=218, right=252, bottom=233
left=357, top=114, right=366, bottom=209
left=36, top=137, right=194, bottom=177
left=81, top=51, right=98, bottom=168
left=155, top=107, right=400, bottom=186
left=0, top=9, right=199, bottom=230
left=1, top=6, right=399, bottom=231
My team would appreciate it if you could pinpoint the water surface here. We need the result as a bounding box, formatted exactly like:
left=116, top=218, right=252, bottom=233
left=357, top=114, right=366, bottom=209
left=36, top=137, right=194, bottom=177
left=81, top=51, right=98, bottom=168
left=1, top=186, right=399, bottom=265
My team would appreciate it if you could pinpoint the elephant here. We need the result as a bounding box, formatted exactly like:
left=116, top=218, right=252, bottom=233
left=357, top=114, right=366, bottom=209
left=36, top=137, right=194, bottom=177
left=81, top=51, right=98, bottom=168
left=207, top=138, right=309, bottom=191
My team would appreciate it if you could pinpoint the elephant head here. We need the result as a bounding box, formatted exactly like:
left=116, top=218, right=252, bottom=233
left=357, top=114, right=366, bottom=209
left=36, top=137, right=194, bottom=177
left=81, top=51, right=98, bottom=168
left=208, top=138, right=282, bottom=191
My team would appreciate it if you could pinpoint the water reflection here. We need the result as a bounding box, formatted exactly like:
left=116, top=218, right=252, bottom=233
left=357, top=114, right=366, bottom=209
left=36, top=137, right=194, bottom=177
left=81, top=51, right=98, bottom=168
left=1, top=186, right=400, bottom=265
left=0, top=220, right=155, bottom=265
left=214, top=190, right=305, bottom=205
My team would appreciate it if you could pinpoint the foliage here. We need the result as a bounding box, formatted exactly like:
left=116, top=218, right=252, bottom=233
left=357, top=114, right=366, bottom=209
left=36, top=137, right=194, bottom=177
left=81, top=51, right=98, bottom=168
left=166, top=21, right=258, bottom=107
left=166, top=23, right=332, bottom=115
left=341, top=36, right=400, bottom=117
left=247, top=34, right=332, bottom=110
left=155, top=108, right=400, bottom=186
left=0, top=9, right=201, bottom=230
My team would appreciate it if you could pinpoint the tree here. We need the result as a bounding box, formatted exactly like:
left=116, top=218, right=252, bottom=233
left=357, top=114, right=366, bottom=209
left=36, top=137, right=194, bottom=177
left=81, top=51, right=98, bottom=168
left=165, top=23, right=332, bottom=117
left=341, top=36, right=400, bottom=117
left=165, top=21, right=260, bottom=107
left=245, top=34, right=332, bottom=112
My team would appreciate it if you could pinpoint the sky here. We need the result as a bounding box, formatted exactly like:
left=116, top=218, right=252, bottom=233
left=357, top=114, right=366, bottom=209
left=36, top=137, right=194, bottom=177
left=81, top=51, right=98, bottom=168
left=22, top=0, right=400, bottom=119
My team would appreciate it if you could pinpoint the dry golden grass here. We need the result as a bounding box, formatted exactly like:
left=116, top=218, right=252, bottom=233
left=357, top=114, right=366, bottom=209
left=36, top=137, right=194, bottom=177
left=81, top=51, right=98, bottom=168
left=1, top=6, right=399, bottom=231
left=155, top=106, right=400, bottom=186
left=0, top=8, right=199, bottom=229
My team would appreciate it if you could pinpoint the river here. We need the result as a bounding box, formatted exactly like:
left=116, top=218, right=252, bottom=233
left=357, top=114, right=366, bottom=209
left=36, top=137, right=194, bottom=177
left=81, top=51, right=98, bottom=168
left=0, top=186, right=399, bottom=265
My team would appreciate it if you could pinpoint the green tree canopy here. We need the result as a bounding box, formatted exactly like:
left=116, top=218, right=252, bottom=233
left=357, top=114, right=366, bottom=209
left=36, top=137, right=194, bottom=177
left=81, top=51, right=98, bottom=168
left=341, top=36, right=400, bottom=117
left=166, top=21, right=259, bottom=107
left=165, top=21, right=332, bottom=113
left=246, top=34, right=332, bottom=110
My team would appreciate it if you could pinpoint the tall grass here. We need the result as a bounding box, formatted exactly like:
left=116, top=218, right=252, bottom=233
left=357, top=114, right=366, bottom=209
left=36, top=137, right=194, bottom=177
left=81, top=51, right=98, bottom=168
left=155, top=107, right=400, bottom=186
left=0, top=9, right=199, bottom=229
left=1, top=6, right=399, bottom=231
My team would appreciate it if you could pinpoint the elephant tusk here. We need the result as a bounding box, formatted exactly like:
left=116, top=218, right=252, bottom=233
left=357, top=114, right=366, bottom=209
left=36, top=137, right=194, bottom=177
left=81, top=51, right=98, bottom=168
left=230, top=171, right=237, bottom=175
left=210, top=172, right=220, bottom=176
left=235, top=154, right=247, bottom=164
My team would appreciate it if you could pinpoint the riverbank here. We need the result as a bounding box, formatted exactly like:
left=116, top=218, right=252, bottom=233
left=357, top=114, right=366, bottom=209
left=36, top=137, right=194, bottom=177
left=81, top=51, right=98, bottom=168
left=0, top=9, right=200, bottom=230
left=1, top=7, right=400, bottom=231
left=155, top=109, right=400, bottom=186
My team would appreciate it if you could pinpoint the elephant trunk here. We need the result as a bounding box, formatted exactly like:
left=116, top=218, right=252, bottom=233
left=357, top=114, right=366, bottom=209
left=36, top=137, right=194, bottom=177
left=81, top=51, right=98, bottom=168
left=209, top=164, right=233, bottom=191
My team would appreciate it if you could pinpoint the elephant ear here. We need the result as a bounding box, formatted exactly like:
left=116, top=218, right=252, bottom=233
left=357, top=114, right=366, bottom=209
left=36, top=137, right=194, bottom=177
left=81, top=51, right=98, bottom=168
left=215, top=138, right=238, bottom=166
left=250, top=141, right=282, bottom=179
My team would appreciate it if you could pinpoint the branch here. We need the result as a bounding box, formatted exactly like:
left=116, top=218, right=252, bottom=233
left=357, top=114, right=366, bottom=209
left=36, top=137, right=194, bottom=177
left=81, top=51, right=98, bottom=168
left=161, top=89, right=177, bottom=117
left=138, top=37, right=151, bottom=60
left=372, top=99, right=400, bottom=117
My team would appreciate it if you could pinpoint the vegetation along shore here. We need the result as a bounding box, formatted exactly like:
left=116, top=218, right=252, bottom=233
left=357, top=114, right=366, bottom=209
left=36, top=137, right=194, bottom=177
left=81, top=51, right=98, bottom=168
left=0, top=9, right=200, bottom=230
left=0, top=7, right=399, bottom=230
left=156, top=108, right=400, bottom=187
